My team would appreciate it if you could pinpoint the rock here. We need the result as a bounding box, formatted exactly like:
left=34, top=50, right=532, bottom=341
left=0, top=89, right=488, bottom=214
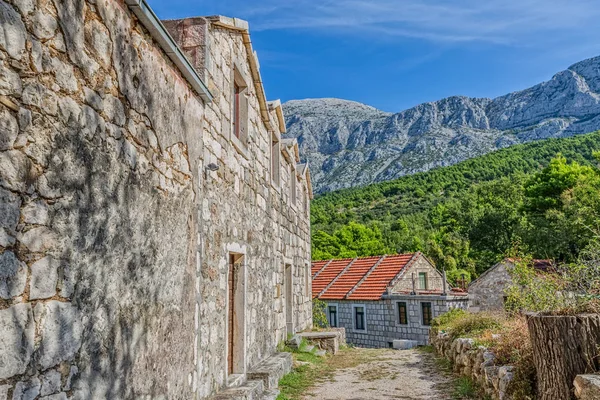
left=22, top=199, right=49, bottom=225
left=39, top=393, right=67, bottom=400
left=12, top=378, right=41, bottom=400
left=31, top=10, right=57, bottom=40
left=85, top=19, right=112, bottom=66
left=40, top=369, right=62, bottom=396
left=0, top=1, right=27, bottom=60
left=0, top=149, right=30, bottom=192
left=22, top=83, right=58, bottom=116
left=29, top=256, right=59, bottom=300
left=574, top=374, right=600, bottom=399
left=0, top=384, right=10, bottom=400
left=0, top=65, right=21, bottom=96
left=12, top=0, right=33, bottom=16
left=83, top=87, right=103, bottom=111
left=18, top=108, right=31, bottom=131
left=0, top=303, right=35, bottom=380
left=285, top=334, right=302, bottom=349
left=0, top=107, right=18, bottom=150
left=102, top=94, right=125, bottom=126
left=51, top=57, right=78, bottom=93
left=0, top=227, right=15, bottom=247
left=62, top=365, right=77, bottom=391
left=18, top=227, right=57, bottom=252
left=34, top=301, right=82, bottom=370
left=79, top=105, right=105, bottom=139
left=0, top=250, right=26, bottom=298
left=0, top=186, right=20, bottom=229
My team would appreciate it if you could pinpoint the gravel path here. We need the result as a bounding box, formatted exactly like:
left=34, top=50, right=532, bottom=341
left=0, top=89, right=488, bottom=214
left=303, top=348, right=453, bottom=400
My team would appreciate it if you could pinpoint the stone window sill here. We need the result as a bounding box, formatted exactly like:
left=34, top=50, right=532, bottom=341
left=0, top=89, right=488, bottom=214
left=231, top=134, right=249, bottom=160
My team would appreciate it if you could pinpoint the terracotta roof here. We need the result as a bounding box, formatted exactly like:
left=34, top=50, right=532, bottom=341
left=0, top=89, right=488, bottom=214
left=311, top=254, right=418, bottom=301
left=311, top=260, right=329, bottom=277
left=311, top=258, right=353, bottom=297
left=347, top=254, right=415, bottom=300
left=319, top=256, right=381, bottom=300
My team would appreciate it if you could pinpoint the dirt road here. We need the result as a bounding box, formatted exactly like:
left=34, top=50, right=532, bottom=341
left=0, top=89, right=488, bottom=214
left=303, top=348, right=453, bottom=400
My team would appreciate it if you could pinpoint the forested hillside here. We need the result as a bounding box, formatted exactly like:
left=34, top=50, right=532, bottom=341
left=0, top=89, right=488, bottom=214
left=311, top=131, right=600, bottom=282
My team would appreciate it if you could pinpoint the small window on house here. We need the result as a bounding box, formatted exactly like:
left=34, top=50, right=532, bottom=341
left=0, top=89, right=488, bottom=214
left=418, top=272, right=428, bottom=290
left=271, top=134, right=280, bottom=186
left=328, top=305, right=338, bottom=327
left=233, top=82, right=241, bottom=139
left=421, top=302, right=432, bottom=326
left=354, top=306, right=366, bottom=331
left=290, top=165, right=297, bottom=206
left=397, top=302, right=408, bottom=325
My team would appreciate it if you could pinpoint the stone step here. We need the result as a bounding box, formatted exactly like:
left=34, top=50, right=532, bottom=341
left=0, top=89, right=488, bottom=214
left=210, top=379, right=264, bottom=400
left=247, top=352, right=293, bottom=390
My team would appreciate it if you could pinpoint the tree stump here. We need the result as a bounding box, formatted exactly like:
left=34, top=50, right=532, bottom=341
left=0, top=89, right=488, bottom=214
left=527, top=313, right=600, bottom=400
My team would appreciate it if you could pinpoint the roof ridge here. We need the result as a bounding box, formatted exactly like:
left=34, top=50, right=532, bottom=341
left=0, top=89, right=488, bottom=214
left=344, top=255, right=386, bottom=300
left=386, top=252, right=421, bottom=295
left=318, top=258, right=357, bottom=298
left=312, top=259, right=333, bottom=280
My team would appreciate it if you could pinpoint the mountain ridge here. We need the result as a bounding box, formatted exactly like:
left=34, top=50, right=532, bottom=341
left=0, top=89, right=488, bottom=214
left=284, top=55, right=600, bottom=193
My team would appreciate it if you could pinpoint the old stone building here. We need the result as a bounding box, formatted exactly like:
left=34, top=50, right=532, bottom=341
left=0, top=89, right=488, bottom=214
left=0, top=1, right=312, bottom=398
left=469, top=258, right=553, bottom=312
left=312, top=253, right=469, bottom=347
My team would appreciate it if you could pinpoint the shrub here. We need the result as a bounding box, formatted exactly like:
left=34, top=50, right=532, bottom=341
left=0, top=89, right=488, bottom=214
left=312, top=298, right=329, bottom=328
left=432, top=309, right=502, bottom=340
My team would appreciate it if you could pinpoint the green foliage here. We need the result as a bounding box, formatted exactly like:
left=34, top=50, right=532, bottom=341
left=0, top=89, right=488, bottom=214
left=432, top=310, right=502, bottom=340
left=312, top=298, right=329, bottom=328
left=452, top=376, right=479, bottom=399
left=311, top=131, right=600, bottom=279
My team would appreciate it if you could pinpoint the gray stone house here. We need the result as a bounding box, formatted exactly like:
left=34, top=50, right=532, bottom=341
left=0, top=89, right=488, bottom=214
left=0, top=2, right=313, bottom=399
left=312, top=253, right=469, bottom=347
left=469, top=258, right=553, bottom=312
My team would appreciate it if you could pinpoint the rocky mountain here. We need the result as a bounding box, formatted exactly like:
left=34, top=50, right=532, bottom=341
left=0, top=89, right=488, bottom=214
left=284, top=56, right=600, bottom=193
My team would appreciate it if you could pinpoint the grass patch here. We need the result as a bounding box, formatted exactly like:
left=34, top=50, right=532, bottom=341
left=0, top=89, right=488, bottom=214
left=452, top=376, right=478, bottom=399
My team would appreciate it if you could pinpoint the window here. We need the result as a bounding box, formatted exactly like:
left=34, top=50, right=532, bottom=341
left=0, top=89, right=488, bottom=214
left=421, top=302, right=432, bottom=326
left=354, top=305, right=366, bottom=331
left=418, top=272, right=428, bottom=290
left=304, top=190, right=309, bottom=216
left=397, top=302, right=408, bottom=325
left=290, top=165, right=297, bottom=205
left=233, top=82, right=241, bottom=139
left=271, top=134, right=280, bottom=186
left=328, top=305, right=338, bottom=327
left=231, top=67, right=248, bottom=149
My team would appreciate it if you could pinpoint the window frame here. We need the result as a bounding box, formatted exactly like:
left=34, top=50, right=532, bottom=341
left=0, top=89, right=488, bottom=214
left=396, top=301, right=408, bottom=325
left=230, top=65, right=249, bottom=154
left=271, top=132, right=281, bottom=188
left=327, top=303, right=338, bottom=328
left=352, top=304, right=367, bottom=332
left=421, top=302, right=433, bottom=326
left=290, top=164, right=297, bottom=206
left=418, top=272, right=428, bottom=290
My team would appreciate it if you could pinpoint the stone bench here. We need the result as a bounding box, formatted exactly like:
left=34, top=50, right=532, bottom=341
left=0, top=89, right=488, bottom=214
left=299, top=330, right=346, bottom=355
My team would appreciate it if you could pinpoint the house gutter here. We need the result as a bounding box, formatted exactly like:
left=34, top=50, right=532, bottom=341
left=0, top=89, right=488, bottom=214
left=124, top=0, right=213, bottom=103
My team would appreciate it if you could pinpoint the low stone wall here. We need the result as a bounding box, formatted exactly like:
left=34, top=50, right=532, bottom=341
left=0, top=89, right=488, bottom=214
left=430, top=332, right=514, bottom=400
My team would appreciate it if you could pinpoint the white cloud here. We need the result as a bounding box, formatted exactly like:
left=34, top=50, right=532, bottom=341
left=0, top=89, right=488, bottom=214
left=230, top=0, right=600, bottom=45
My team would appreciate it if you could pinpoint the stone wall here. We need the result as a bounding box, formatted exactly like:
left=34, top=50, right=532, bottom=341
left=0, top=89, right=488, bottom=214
left=469, top=261, right=512, bottom=312
left=390, top=255, right=445, bottom=293
left=0, top=2, right=311, bottom=399
left=329, top=295, right=468, bottom=347
left=430, top=332, right=514, bottom=400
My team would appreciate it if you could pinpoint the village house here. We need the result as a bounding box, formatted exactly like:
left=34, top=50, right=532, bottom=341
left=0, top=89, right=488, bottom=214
left=312, top=253, right=469, bottom=347
left=469, top=258, right=554, bottom=312
left=0, top=1, right=313, bottom=399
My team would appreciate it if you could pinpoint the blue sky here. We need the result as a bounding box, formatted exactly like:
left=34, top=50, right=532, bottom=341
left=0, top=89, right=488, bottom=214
left=149, top=0, right=600, bottom=113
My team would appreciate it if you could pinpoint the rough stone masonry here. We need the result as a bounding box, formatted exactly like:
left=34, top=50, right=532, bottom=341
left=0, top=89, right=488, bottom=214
left=0, top=1, right=313, bottom=398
